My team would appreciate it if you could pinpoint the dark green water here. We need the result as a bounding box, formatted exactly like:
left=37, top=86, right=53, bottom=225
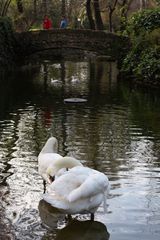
left=0, top=60, right=160, bottom=240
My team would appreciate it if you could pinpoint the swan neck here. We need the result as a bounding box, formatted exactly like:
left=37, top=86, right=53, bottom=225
left=54, top=157, right=82, bottom=173
left=40, top=138, right=58, bottom=154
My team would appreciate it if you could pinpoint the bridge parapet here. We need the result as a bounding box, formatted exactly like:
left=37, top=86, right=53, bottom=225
left=15, top=29, right=130, bottom=60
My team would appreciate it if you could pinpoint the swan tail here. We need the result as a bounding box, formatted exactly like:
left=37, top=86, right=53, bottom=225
left=103, top=193, right=107, bottom=213
left=103, top=183, right=110, bottom=213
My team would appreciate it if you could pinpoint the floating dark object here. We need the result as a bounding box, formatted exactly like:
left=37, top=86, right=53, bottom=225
left=64, top=98, right=87, bottom=103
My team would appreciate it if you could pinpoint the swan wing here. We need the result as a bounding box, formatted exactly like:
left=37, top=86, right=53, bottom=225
left=68, top=171, right=109, bottom=202
left=48, top=171, right=86, bottom=199
left=43, top=192, right=70, bottom=211
left=43, top=167, right=110, bottom=214
left=43, top=191, right=104, bottom=214
left=68, top=166, right=93, bottom=175
left=48, top=167, right=109, bottom=202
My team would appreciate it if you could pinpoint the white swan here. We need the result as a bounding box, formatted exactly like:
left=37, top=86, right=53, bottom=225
left=38, top=137, right=62, bottom=192
left=43, top=156, right=110, bottom=220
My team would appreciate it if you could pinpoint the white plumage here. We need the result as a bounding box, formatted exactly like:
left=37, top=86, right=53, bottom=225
left=38, top=137, right=62, bottom=188
left=43, top=157, right=110, bottom=219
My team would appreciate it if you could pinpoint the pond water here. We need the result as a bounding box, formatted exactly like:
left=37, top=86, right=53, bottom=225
left=0, top=59, right=160, bottom=240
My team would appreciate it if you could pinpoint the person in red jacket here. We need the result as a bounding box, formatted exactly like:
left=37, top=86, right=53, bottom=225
left=43, top=15, right=52, bottom=30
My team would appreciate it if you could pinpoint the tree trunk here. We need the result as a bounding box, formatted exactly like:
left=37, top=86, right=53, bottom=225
left=33, top=0, right=37, bottom=20
left=108, top=0, right=118, bottom=32
left=86, top=0, right=95, bottom=29
left=16, top=0, right=23, bottom=13
left=93, top=0, right=104, bottom=30
left=108, top=7, right=112, bottom=32
left=42, top=0, right=47, bottom=16
left=1, top=0, right=11, bottom=16
left=61, top=0, right=66, bottom=16
left=119, top=0, right=128, bottom=31
left=0, top=1, right=4, bottom=16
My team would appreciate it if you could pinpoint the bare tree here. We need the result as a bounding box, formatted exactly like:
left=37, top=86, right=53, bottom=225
left=93, top=0, right=104, bottom=30
left=16, top=0, right=23, bottom=13
left=0, top=0, right=12, bottom=16
left=86, top=0, right=95, bottom=29
left=33, top=0, right=37, bottom=20
left=107, top=0, right=118, bottom=32
left=42, top=0, right=47, bottom=16
left=61, top=0, right=66, bottom=16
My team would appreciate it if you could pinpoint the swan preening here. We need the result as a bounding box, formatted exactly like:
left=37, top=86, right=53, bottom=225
left=38, top=137, right=62, bottom=192
left=38, top=137, right=110, bottom=220
left=46, top=156, right=83, bottom=178
left=38, top=137, right=82, bottom=192
left=43, top=155, right=110, bottom=220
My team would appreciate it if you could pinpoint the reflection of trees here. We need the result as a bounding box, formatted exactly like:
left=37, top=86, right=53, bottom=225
left=34, top=60, right=127, bottom=173
left=1, top=59, right=160, bottom=239
left=36, top=60, right=160, bottom=177
left=43, top=62, right=49, bottom=93
left=0, top=67, right=41, bottom=181
left=1, top=60, right=160, bottom=177
left=0, top=68, right=43, bottom=238
left=0, top=66, right=40, bottom=118
left=60, top=61, right=68, bottom=155
left=0, top=72, right=13, bottom=120
left=119, top=83, right=160, bottom=136
left=88, top=61, right=118, bottom=102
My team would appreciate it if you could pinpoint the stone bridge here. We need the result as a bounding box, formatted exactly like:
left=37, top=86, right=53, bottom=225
left=15, top=29, right=130, bottom=60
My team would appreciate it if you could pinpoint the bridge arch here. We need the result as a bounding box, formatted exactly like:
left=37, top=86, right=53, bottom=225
left=15, top=29, right=130, bottom=60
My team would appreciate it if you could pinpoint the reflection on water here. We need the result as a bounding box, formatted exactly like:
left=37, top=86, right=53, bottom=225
left=0, top=59, right=160, bottom=240
left=55, top=220, right=110, bottom=240
left=38, top=199, right=65, bottom=229
left=39, top=199, right=110, bottom=240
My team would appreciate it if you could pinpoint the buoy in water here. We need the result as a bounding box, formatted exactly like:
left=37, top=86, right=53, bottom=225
left=64, top=98, right=87, bottom=103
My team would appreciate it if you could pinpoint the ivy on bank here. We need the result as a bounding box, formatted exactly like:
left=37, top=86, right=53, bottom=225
left=121, top=8, right=160, bottom=86
left=126, top=8, right=160, bottom=35
left=0, top=17, right=16, bottom=68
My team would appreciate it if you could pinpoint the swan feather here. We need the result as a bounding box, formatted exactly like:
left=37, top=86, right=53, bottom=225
left=43, top=165, right=110, bottom=214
